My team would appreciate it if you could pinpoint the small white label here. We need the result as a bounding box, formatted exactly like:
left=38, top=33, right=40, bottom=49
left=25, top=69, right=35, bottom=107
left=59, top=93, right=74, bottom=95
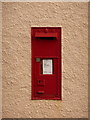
left=43, top=59, right=53, bottom=74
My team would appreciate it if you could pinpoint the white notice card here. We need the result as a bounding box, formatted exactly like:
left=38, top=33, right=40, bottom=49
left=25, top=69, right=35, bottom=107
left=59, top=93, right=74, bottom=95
left=43, top=59, right=53, bottom=74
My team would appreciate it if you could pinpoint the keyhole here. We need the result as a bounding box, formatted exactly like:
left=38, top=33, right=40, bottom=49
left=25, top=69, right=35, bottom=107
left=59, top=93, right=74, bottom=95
left=38, top=80, right=41, bottom=83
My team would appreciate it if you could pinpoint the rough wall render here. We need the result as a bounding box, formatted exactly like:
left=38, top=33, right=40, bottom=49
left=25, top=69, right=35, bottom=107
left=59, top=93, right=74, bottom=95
left=2, top=2, right=88, bottom=118
left=0, top=2, right=2, bottom=119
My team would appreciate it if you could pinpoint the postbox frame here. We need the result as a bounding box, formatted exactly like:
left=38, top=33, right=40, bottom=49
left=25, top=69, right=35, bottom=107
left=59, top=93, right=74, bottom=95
left=31, top=27, right=62, bottom=100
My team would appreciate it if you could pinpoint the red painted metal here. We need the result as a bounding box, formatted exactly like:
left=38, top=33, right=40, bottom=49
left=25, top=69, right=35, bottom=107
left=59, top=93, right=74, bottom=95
left=31, top=27, right=61, bottom=100
left=35, top=32, right=58, bottom=37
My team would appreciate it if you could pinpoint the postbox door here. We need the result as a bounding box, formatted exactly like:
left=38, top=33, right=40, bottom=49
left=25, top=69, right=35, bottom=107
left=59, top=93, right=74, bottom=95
left=34, top=57, right=60, bottom=99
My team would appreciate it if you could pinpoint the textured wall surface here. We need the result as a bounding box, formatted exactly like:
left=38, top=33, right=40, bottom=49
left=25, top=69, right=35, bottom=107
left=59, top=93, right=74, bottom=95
left=0, top=2, right=2, bottom=119
left=2, top=2, right=88, bottom=118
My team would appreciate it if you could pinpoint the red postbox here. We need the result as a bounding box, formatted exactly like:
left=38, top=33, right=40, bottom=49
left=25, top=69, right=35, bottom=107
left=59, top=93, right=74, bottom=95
left=31, top=27, right=61, bottom=100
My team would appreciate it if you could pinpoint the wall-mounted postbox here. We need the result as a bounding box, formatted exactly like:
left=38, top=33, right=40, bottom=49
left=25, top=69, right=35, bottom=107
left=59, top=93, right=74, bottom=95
left=31, top=27, right=61, bottom=100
